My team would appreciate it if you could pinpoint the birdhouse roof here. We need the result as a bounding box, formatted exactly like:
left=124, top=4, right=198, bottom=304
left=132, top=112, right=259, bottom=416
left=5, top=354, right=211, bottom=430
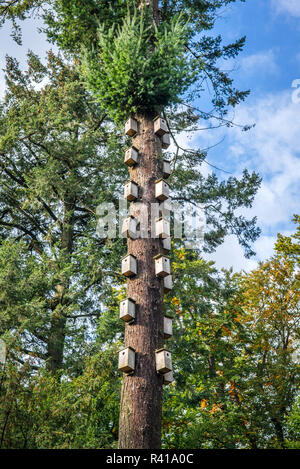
left=119, top=346, right=135, bottom=353
left=121, top=253, right=137, bottom=261
left=155, top=348, right=171, bottom=354
left=155, top=178, right=169, bottom=186
left=125, top=180, right=138, bottom=186
left=126, top=145, right=138, bottom=152
left=153, top=254, right=170, bottom=260
left=120, top=297, right=136, bottom=304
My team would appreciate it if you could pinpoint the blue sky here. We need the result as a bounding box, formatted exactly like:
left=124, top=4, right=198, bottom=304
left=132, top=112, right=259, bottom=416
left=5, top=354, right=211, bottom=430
left=0, top=0, right=299, bottom=272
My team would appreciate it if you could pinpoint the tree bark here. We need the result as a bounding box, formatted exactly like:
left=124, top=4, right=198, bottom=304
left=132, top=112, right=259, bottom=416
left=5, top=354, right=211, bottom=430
left=118, top=113, right=165, bottom=449
left=46, top=197, right=75, bottom=373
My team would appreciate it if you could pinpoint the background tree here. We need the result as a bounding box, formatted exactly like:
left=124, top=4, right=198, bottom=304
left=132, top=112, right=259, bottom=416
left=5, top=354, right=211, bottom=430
left=286, top=395, right=300, bottom=449
left=0, top=347, right=121, bottom=448
left=162, top=227, right=299, bottom=449
left=276, top=215, right=300, bottom=267
left=0, top=51, right=126, bottom=374
left=1, top=226, right=298, bottom=449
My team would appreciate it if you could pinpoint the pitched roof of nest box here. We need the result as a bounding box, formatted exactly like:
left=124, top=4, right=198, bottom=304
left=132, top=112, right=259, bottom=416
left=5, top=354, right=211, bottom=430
left=155, top=348, right=171, bottom=354
left=155, top=178, right=169, bottom=186
left=119, top=346, right=135, bottom=353
left=121, top=253, right=137, bottom=261
left=153, top=253, right=170, bottom=260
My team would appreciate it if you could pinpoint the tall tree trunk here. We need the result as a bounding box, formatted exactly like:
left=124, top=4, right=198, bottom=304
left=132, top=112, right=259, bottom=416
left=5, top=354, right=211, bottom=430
left=47, top=306, right=67, bottom=373
left=118, top=1, right=165, bottom=449
left=118, top=113, right=165, bottom=449
left=47, top=197, right=75, bottom=373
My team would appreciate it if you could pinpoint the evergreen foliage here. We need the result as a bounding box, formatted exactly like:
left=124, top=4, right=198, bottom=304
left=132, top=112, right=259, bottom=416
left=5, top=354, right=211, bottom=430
left=0, top=52, right=126, bottom=374
left=82, top=11, right=197, bottom=122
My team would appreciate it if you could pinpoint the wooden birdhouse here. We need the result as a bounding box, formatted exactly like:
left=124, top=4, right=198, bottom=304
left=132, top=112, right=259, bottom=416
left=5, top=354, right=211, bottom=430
left=163, top=371, right=174, bottom=385
left=122, top=254, right=137, bottom=277
left=125, top=117, right=138, bottom=137
left=154, top=254, right=170, bottom=278
left=163, top=274, right=173, bottom=293
left=155, top=348, right=172, bottom=374
left=119, top=298, right=136, bottom=322
left=0, top=339, right=6, bottom=365
left=162, top=237, right=171, bottom=253
left=153, top=116, right=168, bottom=136
left=122, top=216, right=138, bottom=239
left=159, top=199, right=172, bottom=216
left=124, top=147, right=139, bottom=166
left=162, top=133, right=170, bottom=149
left=155, top=217, right=170, bottom=239
left=124, top=181, right=138, bottom=201
left=163, top=159, right=171, bottom=179
left=155, top=179, right=169, bottom=201
left=118, top=347, right=135, bottom=373
left=164, top=315, right=173, bottom=339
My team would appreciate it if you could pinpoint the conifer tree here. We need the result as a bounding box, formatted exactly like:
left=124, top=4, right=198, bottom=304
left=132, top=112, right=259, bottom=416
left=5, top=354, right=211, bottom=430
left=0, top=52, right=126, bottom=373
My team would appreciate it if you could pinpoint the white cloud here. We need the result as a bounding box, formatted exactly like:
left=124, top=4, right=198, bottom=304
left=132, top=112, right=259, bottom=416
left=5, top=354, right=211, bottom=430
left=271, top=0, right=300, bottom=18
left=240, top=50, right=278, bottom=75
left=206, top=227, right=296, bottom=273
left=254, top=234, right=277, bottom=261
left=227, top=90, right=300, bottom=231
left=205, top=235, right=258, bottom=273
left=200, top=87, right=300, bottom=272
left=205, top=234, right=278, bottom=273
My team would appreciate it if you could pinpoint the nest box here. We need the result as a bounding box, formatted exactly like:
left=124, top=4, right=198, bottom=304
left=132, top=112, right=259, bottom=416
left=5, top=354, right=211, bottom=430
left=124, top=147, right=139, bottom=166
left=118, top=347, right=135, bottom=373
left=122, top=254, right=137, bottom=277
left=125, top=117, right=138, bottom=137
left=163, top=371, right=174, bottom=385
left=162, top=159, right=171, bottom=179
left=154, top=254, right=170, bottom=278
left=154, top=116, right=168, bottom=136
left=159, top=199, right=172, bottom=217
left=164, top=315, right=173, bottom=339
left=122, top=216, right=138, bottom=239
left=162, top=133, right=171, bottom=149
left=155, top=217, right=170, bottom=239
left=124, top=181, right=138, bottom=201
left=163, top=275, right=173, bottom=293
left=0, top=339, right=6, bottom=365
left=155, top=179, right=169, bottom=201
left=155, top=348, right=172, bottom=374
left=162, top=237, right=171, bottom=253
left=119, top=298, right=136, bottom=322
